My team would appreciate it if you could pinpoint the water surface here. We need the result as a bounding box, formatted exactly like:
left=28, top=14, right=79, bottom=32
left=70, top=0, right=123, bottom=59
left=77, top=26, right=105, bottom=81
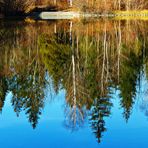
left=0, top=19, right=148, bottom=148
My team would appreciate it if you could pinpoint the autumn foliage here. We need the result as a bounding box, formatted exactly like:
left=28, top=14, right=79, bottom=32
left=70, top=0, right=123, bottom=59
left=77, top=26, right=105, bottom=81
left=0, top=0, right=147, bottom=16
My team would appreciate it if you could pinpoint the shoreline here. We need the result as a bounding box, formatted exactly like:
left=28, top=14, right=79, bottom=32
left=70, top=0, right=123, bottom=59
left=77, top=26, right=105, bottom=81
left=27, top=10, right=148, bottom=20
left=1, top=10, right=148, bottom=20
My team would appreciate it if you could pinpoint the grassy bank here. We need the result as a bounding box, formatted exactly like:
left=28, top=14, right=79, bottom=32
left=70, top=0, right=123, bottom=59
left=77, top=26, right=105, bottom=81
left=113, top=10, right=148, bottom=20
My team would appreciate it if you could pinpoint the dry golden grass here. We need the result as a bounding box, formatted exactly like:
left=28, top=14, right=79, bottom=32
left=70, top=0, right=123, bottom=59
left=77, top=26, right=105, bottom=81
left=114, top=10, right=148, bottom=20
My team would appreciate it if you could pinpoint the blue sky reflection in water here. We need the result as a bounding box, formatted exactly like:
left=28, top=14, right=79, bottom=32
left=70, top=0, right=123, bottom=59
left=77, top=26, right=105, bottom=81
left=1, top=86, right=148, bottom=148
left=0, top=20, right=148, bottom=148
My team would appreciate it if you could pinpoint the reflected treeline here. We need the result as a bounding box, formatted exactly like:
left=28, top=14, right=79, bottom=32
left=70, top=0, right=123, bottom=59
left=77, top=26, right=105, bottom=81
left=0, top=21, right=48, bottom=128
left=0, top=20, right=148, bottom=142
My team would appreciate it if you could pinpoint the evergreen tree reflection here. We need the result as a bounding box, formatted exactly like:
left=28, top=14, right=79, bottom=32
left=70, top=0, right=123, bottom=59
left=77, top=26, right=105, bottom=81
left=90, top=96, right=112, bottom=143
left=0, top=77, right=7, bottom=112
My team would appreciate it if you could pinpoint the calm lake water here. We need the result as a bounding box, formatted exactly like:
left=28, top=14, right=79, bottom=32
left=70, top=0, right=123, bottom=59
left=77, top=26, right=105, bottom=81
left=0, top=19, right=148, bottom=148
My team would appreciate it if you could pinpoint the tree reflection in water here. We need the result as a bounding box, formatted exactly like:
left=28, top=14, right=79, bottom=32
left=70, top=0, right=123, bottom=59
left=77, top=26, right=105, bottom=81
left=0, top=19, right=148, bottom=142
